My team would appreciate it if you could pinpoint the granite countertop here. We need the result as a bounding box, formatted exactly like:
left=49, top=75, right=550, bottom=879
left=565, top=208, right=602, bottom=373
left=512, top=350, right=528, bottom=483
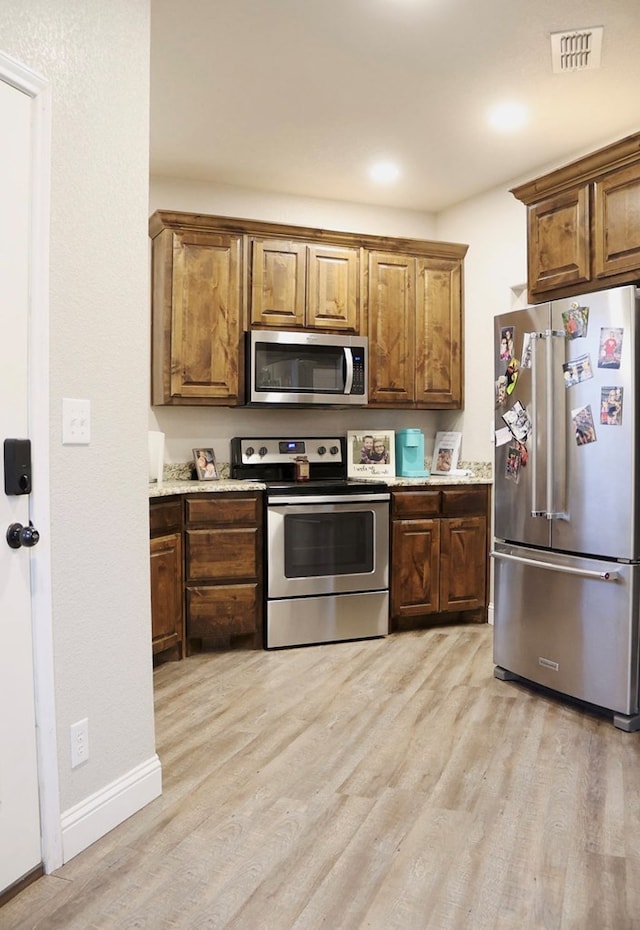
left=149, top=462, right=492, bottom=498
left=149, top=478, right=265, bottom=498
left=377, top=474, right=491, bottom=487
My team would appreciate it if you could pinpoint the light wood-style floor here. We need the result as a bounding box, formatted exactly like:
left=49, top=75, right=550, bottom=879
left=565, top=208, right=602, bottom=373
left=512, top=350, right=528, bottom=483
left=4, top=624, right=640, bottom=930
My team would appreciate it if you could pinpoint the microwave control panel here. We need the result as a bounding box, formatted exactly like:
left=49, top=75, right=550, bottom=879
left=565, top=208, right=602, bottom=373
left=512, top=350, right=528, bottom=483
left=351, top=351, right=366, bottom=394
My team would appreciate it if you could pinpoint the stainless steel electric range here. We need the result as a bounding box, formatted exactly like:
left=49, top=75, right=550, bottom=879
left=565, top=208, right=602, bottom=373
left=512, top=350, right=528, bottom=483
left=230, top=436, right=390, bottom=649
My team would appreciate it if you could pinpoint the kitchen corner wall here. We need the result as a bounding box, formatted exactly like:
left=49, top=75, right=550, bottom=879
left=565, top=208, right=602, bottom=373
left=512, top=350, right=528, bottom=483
left=1, top=0, right=157, bottom=862
left=435, top=137, right=633, bottom=466
left=148, top=178, right=467, bottom=467
left=436, top=185, right=529, bottom=465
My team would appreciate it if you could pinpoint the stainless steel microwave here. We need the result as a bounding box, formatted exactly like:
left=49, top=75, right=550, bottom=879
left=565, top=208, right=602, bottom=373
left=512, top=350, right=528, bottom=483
left=247, top=330, right=368, bottom=406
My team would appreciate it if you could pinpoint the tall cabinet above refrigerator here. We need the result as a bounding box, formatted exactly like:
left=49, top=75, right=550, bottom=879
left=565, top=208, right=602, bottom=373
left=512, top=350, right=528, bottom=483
left=493, top=284, right=640, bottom=730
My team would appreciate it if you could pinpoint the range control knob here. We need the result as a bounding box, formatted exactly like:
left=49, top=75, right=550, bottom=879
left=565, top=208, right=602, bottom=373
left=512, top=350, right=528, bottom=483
left=245, top=446, right=255, bottom=457
left=258, top=446, right=268, bottom=457
left=317, top=445, right=326, bottom=456
left=330, top=445, right=339, bottom=455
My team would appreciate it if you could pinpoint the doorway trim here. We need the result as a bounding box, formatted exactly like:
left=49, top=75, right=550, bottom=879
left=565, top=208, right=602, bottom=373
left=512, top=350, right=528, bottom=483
left=0, top=50, right=61, bottom=872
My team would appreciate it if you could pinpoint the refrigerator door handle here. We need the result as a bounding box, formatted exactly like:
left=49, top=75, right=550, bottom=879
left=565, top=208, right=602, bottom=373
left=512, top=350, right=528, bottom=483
left=491, top=550, right=619, bottom=581
left=548, top=328, right=568, bottom=520
left=530, top=332, right=545, bottom=517
left=545, top=329, right=554, bottom=519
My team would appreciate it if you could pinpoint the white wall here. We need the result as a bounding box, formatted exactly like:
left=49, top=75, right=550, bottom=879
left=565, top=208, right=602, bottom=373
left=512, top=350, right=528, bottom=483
left=434, top=131, right=640, bottom=462
left=0, top=0, right=158, bottom=852
left=149, top=177, right=471, bottom=466
left=149, top=177, right=439, bottom=239
left=436, top=185, right=529, bottom=462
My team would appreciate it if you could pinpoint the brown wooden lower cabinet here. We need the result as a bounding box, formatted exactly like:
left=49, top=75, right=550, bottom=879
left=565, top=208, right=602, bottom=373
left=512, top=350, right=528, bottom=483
left=184, top=492, right=263, bottom=651
left=149, top=483, right=488, bottom=659
left=390, top=485, right=490, bottom=630
left=149, top=497, right=184, bottom=664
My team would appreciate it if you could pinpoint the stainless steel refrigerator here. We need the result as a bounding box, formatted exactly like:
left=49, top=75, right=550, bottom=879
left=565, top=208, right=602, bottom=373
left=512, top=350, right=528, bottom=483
left=493, top=284, right=640, bottom=730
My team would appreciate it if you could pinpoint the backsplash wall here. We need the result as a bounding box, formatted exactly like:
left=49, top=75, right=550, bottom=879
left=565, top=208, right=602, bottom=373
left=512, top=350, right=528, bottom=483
left=150, top=404, right=464, bottom=469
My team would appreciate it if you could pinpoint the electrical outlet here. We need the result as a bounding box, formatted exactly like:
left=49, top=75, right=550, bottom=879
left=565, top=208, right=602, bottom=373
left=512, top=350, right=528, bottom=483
left=62, top=398, right=91, bottom=445
left=70, top=718, right=89, bottom=768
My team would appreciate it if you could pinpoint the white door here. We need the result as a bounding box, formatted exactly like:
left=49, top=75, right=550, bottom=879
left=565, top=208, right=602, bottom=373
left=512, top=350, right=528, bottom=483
left=0, top=73, right=43, bottom=893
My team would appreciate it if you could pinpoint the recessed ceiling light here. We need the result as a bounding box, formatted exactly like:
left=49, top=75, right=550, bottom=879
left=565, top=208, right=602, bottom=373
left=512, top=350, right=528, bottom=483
left=369, top=161, right=401, bottom=184
left=487, top=102, right=529, bottom=133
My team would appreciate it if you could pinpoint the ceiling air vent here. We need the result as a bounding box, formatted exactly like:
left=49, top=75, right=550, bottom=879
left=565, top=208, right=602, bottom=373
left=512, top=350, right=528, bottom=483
left=550, top=26, right=603, bottom=73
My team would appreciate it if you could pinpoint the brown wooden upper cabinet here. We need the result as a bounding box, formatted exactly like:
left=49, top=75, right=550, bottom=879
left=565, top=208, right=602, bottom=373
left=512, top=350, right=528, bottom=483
left=149, top=210, right=467, bottom=409
left=512, top=131, right=640, bottom=304
left=250, top=238, right=359, bottom=331
left=150, top=216, right=243, bottom=406
left=367, top=250, right=464, bottom=408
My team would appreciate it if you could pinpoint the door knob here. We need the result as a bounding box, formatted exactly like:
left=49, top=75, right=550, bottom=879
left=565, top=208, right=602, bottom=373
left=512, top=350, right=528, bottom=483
left=6, top=521, right=40, bottom=549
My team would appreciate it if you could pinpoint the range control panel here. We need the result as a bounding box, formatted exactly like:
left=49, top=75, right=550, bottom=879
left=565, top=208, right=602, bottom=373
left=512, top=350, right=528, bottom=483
left=233, top=437, right=344, bottom=466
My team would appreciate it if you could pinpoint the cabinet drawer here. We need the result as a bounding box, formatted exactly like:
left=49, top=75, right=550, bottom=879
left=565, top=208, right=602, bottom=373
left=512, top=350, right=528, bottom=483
left=187, top=584, right=259, bottom=639
left=391, top=490, right=441, bottom=518
left=149, top=498, right=182, bottom=535
left=185, top=493, right=262, bottom=527
left=186, top=527, right=259, bottom=581
left=441, top=487, right=488, bottom=516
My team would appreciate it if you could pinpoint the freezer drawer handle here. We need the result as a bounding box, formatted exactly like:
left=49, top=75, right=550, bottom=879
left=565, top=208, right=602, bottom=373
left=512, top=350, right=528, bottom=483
left=491, top=550, right=619, bottom=581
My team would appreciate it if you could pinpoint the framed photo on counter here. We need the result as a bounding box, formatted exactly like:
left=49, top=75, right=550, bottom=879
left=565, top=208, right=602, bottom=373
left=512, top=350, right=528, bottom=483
left=193, top=447, right=218, bottom=480
left=347, top=430, right=395, bottom=478
left=431, top=431, right=462, bottom=475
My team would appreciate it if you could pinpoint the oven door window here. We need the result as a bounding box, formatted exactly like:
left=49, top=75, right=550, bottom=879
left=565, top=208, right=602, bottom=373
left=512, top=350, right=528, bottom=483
left=255, top=342, right=345, bottom=395
left=284, top=510, right=373, bottom=577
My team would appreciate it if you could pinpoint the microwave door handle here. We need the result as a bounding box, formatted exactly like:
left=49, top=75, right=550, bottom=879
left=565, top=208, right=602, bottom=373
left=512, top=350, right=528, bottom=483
left=343, top=348, right=354, bottom=394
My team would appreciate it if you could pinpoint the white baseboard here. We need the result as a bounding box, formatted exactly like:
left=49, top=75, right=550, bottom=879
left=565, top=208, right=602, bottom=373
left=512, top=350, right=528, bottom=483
left=60, top=754, right=162, bottom=863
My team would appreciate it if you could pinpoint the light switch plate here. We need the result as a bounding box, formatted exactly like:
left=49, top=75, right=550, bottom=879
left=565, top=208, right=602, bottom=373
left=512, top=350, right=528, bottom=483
left=62, top=398, right=91, bottom=445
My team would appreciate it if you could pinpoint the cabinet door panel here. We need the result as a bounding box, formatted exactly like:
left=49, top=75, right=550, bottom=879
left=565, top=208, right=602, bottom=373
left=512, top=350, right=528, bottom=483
left=186, top=527, right=259, bottom=582
left=527, top=186, right=591, bottom=298
left=415, top=257, right=463, bottom=407
left=307, top=245, right=359, bottom=331
left=368, top=252, right=415, bottom=404
left=251, top=238, right=306, bottom=327
left=594, top=163, right=640, bottom=278
left=171, top=231, right=241, bottom=401
left=391, top=518, right=440, bottom=618
left=150, top=532, right=183, bottom=655
left=440, top=516, right=487, bottom=611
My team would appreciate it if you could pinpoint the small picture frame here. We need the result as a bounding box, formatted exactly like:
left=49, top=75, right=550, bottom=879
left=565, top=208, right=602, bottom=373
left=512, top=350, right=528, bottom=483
left=431, top=431, right=462, bottom=475
left=193, top=448, right=218, bottom=480
left=347, top=430, right=396, bottom=478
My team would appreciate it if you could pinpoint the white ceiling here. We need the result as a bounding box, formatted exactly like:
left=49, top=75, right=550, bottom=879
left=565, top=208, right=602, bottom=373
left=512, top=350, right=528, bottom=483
left=150, top=0, right=640, bottom=213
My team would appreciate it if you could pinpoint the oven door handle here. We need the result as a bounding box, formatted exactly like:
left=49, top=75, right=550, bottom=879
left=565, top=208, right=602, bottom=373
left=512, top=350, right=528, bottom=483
left=268, top=492, right=390, bottom=506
